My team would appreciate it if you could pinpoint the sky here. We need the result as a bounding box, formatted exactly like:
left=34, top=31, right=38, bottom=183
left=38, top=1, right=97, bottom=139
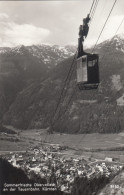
left=0, top=0, right=124, bottom=48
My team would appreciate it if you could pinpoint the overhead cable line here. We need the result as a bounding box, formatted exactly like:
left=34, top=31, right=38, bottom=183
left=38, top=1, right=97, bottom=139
left=90, top=0, right=99, bottom=20
left=92, top=0, right=117, bottom=53
left=49, top=55, right=77, bottom=143
left=53, top=59, right=76, bottom=123
left=114, top=16, right=124, bottom=35
left=52, top=52, right=77, bottom=124
left=100, top=15, right=124, bottom=61
left=45, top=51, right=77, bottom=142
left=49, top=51, right=78, bottom=143
left=89, top=0, right=96, bottom=15
left=50, top=86, right=77, bottom=144
left=54, top=79, right=77, bottom=126
left=43, top=51, right=77, bottom=144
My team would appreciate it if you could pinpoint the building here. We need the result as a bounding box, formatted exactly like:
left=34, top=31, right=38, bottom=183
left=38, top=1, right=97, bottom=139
left=105, top=157, right=113, bottom=162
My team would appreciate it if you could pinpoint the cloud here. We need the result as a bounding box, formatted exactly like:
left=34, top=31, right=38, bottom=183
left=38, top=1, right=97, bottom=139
left=0, top=13, right=9, bottom=20
left=0, top=13, right=50, bottom=47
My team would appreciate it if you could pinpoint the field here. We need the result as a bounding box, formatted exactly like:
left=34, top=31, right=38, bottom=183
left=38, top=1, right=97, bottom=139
left=0, top=126, right=124, bottom=159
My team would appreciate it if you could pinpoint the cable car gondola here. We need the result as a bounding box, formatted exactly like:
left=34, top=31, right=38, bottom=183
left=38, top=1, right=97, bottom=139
left=76, top=14, right=100, bottom=90
left=77, top=53, right=99, bottom=90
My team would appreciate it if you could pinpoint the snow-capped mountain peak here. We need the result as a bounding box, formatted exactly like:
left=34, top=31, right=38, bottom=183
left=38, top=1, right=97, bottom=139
left=94, top=33, right=124, bottom=53
left=0, top=44, right=76, bottom=68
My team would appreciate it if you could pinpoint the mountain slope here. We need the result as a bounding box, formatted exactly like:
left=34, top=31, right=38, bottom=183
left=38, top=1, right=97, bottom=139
left=2, top=35, right=124, bottom=133
left=0, top=44, right=75, bottom=121
left=0, top=45, right=47, bottom=120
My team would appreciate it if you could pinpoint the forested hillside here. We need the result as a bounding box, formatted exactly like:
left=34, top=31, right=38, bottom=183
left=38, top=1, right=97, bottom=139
left=1, top=35, right=124, bottom=133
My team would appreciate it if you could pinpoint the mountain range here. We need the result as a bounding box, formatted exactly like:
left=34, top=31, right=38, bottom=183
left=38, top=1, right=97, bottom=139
left=1, top=35, right=124, bottom=133
left=0, top=44, right=76, bottom=123
left=0, top=44, right=76, bottom=69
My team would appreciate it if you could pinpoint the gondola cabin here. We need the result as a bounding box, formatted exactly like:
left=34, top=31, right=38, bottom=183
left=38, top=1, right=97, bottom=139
left=76, top=53, right=99, bottom=90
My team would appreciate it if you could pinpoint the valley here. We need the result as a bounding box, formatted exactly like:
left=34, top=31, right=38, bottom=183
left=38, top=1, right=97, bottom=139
left=1, top=127, right=124, bottom=194
left=1, top=126, right=124, bottom=161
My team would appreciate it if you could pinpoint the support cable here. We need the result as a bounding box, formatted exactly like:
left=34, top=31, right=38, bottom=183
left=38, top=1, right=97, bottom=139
left=100, top=15, right=124, bottom=61
left=92, top=0, right=117, bottom=53
left=49, top=56, right=77, bottom=143
left=89, top=0, right=96, bottom=15
left=52, top=52, right=77, bottom=124
left=44, top=51, right=77, bottom=143
left=90, top=0, right=99, bottom=20
left=114, top=16, right=124, bottom=35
